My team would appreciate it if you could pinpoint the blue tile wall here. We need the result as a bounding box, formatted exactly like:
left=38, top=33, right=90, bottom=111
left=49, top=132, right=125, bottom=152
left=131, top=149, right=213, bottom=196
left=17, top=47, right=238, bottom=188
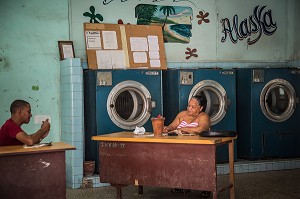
left=165, top=61, right=298, bottom=69
left=60, top=58, right=84, bottom=189
left=217, top=158, right=300, bottom=175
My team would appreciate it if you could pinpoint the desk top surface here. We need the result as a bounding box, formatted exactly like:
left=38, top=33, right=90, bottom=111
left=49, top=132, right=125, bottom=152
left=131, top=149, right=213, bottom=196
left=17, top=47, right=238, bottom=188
left=92, top=132, right=237, bottom=145
left=0, top=142, right=76, bottom=156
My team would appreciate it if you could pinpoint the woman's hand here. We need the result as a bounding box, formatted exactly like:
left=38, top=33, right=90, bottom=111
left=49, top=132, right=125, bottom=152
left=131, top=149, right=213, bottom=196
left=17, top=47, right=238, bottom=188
left=178, top=127, right=193, bottom=134
left=163, top=126, right=169, bottom=133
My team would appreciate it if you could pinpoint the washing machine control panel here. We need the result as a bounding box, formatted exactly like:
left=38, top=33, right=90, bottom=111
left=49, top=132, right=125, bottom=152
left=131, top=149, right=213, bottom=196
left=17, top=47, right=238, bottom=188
left=97, top=72, right=112, bottom=86
left=180, top=71, right=193, bottom=85
left=252, top=69, right=264, bottom=83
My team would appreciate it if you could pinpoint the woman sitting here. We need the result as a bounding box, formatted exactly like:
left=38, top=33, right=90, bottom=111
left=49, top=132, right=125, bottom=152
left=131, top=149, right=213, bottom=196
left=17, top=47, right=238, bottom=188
left=163, top=95, right=211, bottom=198
left=163, top=95, right=211, bottom=135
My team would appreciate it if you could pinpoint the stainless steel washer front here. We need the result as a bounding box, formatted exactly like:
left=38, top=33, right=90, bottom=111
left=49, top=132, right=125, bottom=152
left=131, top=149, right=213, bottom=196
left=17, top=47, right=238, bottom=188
left=188, top=80, right=228, bottom=125
left=107, top=80, right=154, bottom=130
left=260, top=78, right=297, bottom=122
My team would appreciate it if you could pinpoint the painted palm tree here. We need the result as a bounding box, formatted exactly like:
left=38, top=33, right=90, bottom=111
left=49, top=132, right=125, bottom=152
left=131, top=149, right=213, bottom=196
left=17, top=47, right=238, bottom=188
left=159, top=6, right=176, bottom=29
left=135, top=4, right=158, bottom=25
left=83, top=6, right=103, bottom=23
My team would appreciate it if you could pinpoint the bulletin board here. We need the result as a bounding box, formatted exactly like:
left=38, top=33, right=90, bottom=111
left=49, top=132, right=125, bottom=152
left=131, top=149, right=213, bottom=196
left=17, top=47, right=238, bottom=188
left=84, top=23, right=167, bottom=70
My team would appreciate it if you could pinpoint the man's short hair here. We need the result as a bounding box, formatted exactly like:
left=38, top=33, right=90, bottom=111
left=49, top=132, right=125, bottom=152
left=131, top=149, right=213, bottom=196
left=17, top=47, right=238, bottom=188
left=10, top=100, right=30, bottom=114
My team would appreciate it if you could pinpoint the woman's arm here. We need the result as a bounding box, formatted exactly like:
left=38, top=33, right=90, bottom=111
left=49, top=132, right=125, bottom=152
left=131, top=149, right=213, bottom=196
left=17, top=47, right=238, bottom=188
left=163, top=111, right=184, bottom=133
left=179, top=113, right=211, bottom=134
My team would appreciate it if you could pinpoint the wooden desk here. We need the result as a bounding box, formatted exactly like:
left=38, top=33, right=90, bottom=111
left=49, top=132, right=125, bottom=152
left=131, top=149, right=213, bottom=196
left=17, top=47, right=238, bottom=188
left=0, top=142, right=75, bottom=199
left=92, top=132, right=237, bottom=199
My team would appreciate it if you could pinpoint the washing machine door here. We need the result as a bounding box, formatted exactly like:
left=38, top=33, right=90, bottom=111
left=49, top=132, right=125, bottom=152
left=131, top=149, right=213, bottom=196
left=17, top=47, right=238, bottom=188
left=189, top=80, right=228, bottom=125
left=107, top=80, right=154, bottom=130
left=260, top=78, right=298, bottom=122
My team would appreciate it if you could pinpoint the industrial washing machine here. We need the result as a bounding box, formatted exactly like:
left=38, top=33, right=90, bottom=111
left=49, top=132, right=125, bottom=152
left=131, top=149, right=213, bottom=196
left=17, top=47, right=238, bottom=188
left=84, top=69, right=162, bottom=172
left=236, top=68, right=300, bottom=159
left=163, top=68, right=237, bottom=162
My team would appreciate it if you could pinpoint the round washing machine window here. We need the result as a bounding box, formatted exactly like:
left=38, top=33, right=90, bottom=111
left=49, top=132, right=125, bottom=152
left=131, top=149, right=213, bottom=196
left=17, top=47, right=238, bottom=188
left=107, top=80, right=152, bottom=130
left=188, top=80, right=228, bottom=125
left=260, top=78, right=296, bottom=122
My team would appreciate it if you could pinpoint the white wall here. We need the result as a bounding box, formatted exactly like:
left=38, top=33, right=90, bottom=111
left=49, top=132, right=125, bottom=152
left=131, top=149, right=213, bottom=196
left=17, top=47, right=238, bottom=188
left=0, top=0, right=69, bottom=142
left=70, top=0, right=298, bottom=63
left=294, top=0, right=300, bottom=60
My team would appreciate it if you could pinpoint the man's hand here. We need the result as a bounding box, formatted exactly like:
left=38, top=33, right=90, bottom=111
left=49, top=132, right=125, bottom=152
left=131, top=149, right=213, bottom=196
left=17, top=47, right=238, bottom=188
left=41, top=119, right=50, bottom=132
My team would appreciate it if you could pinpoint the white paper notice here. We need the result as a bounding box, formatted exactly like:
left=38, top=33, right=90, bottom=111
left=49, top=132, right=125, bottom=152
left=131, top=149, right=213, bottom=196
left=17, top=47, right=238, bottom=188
left=149, top=51, right=160, bottom=60
left=130, top=37, right=148, bottom=51
left=85, top=31, right=101, bottom=49
left=96, top=50, right=112, bottom=69
left=111, top=50, right=126, bottom=69
left=147, top=35, right=159, bottom=51
left=133, top=52, right=147, bottom=63
left=150, top=60, right=161, bottom=68
left=34, top=115, right=51, bottom=124
left=102, top=31, right=118, bottom=49
left=62, top=45, right=74, bottom=59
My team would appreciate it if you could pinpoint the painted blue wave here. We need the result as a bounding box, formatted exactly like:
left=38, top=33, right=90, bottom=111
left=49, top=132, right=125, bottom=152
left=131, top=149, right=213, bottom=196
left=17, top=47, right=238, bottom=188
left=169, top=24, right=192, bottom=37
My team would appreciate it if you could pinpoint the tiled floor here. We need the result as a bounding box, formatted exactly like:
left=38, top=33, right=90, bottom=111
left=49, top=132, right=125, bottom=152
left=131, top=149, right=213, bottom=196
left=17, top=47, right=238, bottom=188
left=67, top=167, right=300, bottom=199
left=80, top=158, right=300, bottom=188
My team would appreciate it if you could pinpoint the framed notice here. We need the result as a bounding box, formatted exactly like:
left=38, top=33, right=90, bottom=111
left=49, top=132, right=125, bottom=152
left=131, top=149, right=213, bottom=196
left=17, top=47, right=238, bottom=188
left=58, top=41, right=75, bottom=60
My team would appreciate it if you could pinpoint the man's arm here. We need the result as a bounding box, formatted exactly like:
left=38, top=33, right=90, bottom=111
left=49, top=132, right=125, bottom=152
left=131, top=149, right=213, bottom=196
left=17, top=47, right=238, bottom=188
left=15, top=120, right=50, bottom=145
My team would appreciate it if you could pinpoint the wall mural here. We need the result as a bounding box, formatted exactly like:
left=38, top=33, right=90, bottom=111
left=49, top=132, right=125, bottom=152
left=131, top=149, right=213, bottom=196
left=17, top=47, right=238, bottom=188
left=196, top=11, right=210, bottom=25
left=82, top=1, right=211, bottom=60
left=79, top=1, right=284, bottom=62
left=185, top=47, right=198, bottom=59
left=101, top=0, right=199, bottom=6
left=135, top=4, right=193, bottom=43
left=83, top=6, right=104, bottom=23
left=220, top=5, right=277, bottom=45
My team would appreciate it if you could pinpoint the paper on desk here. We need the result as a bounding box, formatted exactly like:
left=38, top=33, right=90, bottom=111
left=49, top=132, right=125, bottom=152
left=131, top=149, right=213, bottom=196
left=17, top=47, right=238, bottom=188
left=23, top=142, right=52, bottom=148
left=133, top=126, right=145, bottom=135
left=170, top=130, right=196, bottom=136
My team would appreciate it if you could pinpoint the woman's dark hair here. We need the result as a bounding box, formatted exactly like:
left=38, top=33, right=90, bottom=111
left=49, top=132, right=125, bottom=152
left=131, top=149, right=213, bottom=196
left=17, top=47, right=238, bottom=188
left=192, top=95, right=207, bottom=110
left=10, top=100, right=29, bottom=113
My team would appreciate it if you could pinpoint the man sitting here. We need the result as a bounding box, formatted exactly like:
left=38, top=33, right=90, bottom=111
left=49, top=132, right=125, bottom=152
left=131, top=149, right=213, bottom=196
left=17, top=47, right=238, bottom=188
left=0, top=99, right=50, bottom=146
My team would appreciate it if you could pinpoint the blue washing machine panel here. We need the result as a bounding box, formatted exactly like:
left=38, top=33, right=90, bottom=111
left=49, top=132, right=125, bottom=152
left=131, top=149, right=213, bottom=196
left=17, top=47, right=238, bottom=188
left=163, top=69, right=236, bottom=130
left=163, top=68, right=237, bottom=162
left=96, top=70, right=162, bottom=134
left=84, top=69, right=162, bottom=171
left=237, top=68, right=300, bottom=159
